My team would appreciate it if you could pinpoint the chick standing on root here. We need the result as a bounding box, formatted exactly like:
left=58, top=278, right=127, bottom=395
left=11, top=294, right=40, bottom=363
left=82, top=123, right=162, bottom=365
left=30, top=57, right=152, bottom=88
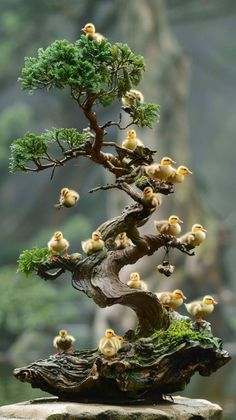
left=145, top=157, right=176, bottom=181
left=115, top=232, right=133, bottom=250
left=185, top=295, right=217, bottom=323
left=166, top=165, right=192, bottom=184
left=54, top=187, right=80, bottom=209
left=82, top=231, right=104, bottom=254
left=154, top=215, right=183, bottom=237
left=48, top=231, right=69, bottom=259
left=81, top=23, right=104, bottom=42
left=53, top=329, right=75, bottom=355
left=98, top=329, right=119, bottom=358
left=179, top=224, right=207, bottom=247
left=127, top=272, right=147, bottom=291
left=142, top=186, right=162, bottom=209
left=156, top=289, right=186, bottom=310
left=121, top=89, right=144, bottom=108
left=122, top=129, right=143, bottom=151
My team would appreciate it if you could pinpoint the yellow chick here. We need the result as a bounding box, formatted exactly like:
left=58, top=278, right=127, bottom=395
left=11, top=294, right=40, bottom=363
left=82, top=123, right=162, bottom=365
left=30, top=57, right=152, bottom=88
left=179, top=224, right=207, bottom=247
left=115, top=232, right=133, bottom=250
left=81, top=23, right=104, bottom=42
left=166, top=165, right=192, bottom=184
left=122, top=129, right=143, bottom=151
left=121, top=89, right=144, bottom=107
left=142, top=186, right=162, bottom=209
left=156, top=289, right=186, bottom=310
left=53, top=329, right=75, bottom=355
left=145, top=157, right=176, bottom=181
left=185, top=295, right=217, bottom=323
left=127, top=272, right=147, bottom=291
left=98, top=329, right=119, bottom=358
left=81, top=231, right=105, bottom=254
left=48, top=231, right=69, bottom=259
left=54, top=187, right=80, bottom=210
left=154, top=215, right=183, bottom=237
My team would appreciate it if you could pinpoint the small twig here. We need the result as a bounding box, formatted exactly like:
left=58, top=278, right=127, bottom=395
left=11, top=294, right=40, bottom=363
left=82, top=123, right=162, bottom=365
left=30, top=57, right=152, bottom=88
left=89, top=183, right=120, bottom=194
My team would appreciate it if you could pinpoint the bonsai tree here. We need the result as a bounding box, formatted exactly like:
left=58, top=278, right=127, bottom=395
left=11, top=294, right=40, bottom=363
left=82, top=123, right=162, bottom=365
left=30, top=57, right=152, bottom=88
left=11, top=27, right=230, bottom=402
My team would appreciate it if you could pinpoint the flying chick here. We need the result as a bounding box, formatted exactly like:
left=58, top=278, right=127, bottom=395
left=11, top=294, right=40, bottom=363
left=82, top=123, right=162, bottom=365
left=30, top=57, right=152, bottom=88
left=82, top=231, right=105, bottom=254
left=48, top=231, right=69, bottom=259
left=115, top=232, right=133, bottom=250
left=54, top=187, right=80, bottom=210
left=185, top=295, right=217, bottom=323
left=122, top=129, right=143, bottom=151
left=145, top=157, right=176, bottom=181
left=53, top=329, right=75, bottom=355
left=156, top=289, right=186, bottom=311
left=81, top=23, right=105, bottom=42
left=127, top=272, right=147, bottom=291
left=98, top=329, right=120, bottom=358
left=179, top=224, right=207, bottom=247
left=166, top=165, right=192, bottom=184
left=121, top=89, right=144, bottom=108
left=154, top=215, right=183, bottom=237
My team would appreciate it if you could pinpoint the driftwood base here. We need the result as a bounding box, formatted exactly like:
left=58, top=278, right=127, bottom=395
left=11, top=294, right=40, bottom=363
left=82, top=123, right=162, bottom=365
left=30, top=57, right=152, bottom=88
left=13, top=319, right=230, bottom=403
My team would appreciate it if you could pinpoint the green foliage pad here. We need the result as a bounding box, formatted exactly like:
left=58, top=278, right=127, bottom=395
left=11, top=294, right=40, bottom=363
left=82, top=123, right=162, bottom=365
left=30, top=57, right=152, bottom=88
left=17, top=247, right=50, bottom=277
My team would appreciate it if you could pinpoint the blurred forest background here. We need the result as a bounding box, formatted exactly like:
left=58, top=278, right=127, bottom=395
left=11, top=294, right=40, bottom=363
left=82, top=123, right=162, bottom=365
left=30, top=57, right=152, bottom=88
left=0, top=0, right=235, bottom=417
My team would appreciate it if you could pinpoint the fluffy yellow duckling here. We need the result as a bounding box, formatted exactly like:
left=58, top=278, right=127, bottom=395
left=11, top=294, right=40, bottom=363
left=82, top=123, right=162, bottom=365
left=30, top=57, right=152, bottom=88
left=122, top=129, right=143, bottom=151
left=121, top=89, right=144, bottom=107
left=48, top=231, right=69, bottom=259
left=142, top=186, right=162, bottom=209
left=127, top=272, right=147, bottom=291
left=154, top=215, right=183, bottom=237
left=166, top=165, right=192, bottom=184
left=81, top=23, right=104, bottom=42
left=185, top=295, right=217, bottom=323
left=115, top=232, right=133, bottom=250
left=98, top=329, right=119, bottom=358
left=145, top=157, right=176, bottom=181
left=156, top=289, right=186, bottom=310
left=81, top=231, right=105, bottom=254
left=53, top=329, right=75, bottom=355
left=179, top=224, right=207, bottom=247
left=54, top=187, right=80, bottom=209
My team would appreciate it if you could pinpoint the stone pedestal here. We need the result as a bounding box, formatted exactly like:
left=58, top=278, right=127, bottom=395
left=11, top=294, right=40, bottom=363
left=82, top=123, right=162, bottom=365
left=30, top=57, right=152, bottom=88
left=0, top=396, right=222, bottom=419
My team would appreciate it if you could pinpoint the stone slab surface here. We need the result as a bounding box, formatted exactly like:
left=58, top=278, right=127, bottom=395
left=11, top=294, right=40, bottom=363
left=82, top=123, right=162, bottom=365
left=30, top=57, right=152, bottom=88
left=0, top=396, right=222, bottom=419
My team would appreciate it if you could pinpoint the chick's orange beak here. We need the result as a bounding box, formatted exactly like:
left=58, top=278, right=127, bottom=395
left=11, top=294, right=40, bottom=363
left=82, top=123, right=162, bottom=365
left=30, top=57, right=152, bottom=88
left=202, top=228, right=207, bottom=232
left=183, top=295, right=187, bottom=299
left=179, top=219, right=184, bottom=224
left=213, top=300, right=218, bottom=304
left=81, top=27, right=86, bottom=32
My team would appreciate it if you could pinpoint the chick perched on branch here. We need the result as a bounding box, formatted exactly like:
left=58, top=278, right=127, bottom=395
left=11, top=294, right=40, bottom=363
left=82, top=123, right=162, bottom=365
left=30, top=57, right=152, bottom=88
left=156, top=289, right=186, bottom=311
left=122, top=129, right=143, bottom=151
left=185, top=296, right=217, bottom=323
left=82, top=231, right=104, bottom=254
left=145, top=157, right=176, bottom=181
left=127, top=272, right=147, bottom=291
left=98, top=329, right=120, bottom=358
left=166, top=165, right=192, bottom=184
left=142, top=186, right=162, bottom=209
left=54, top=187, right=80, bottom=210
left=154, top=215, right=183, bottom=237
left=81, top=23, right=105, bottom=42
left=179, top=224, right=207, bottom=247
left=53, top=329, right=75, bottom=355
left=48, top=231, right=69, bottom=259
left=115, top=232, right=133, bottom=250
left=121, top=89, right=144, bottom=108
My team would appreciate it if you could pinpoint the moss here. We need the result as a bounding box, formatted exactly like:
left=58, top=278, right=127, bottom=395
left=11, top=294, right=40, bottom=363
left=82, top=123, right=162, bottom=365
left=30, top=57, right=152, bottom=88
left=151, top=320, right=221, bottom=350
